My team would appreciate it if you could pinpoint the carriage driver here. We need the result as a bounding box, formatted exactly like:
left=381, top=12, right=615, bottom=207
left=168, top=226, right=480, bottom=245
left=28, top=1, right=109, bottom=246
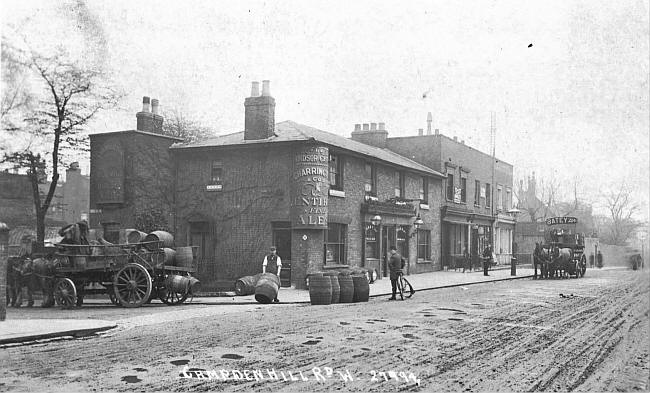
left=262, top=246, right=282, bottom=303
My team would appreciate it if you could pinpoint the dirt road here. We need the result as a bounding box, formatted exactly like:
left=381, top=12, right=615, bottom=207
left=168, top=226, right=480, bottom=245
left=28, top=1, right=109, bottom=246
left=1, top=268, right=648, bottom=392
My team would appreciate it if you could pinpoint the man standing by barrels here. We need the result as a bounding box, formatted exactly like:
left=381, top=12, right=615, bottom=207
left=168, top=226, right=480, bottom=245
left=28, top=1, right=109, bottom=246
left=262, top=246, right=282, bottom=303
left=388, top=246, right=404, bottom=301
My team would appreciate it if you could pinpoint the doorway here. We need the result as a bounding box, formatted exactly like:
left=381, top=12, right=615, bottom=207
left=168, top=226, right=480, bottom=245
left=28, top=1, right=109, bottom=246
left=272, top=222, right=292, bottom=287
left=381, top=225, right=409, bottom=277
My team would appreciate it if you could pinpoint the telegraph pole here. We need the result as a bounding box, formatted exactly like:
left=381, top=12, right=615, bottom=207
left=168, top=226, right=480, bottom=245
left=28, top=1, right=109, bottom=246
left=490, top=112, right=496, bottom=253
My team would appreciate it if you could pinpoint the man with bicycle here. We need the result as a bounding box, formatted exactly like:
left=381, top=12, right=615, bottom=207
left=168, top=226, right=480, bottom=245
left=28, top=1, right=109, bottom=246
left=388, top=245, right=405, bottom=301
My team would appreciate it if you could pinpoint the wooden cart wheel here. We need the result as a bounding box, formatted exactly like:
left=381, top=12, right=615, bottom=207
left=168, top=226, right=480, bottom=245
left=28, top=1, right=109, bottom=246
left=158, top=277, right=189, bottom=305
left=113, top=263, right=152, bottom=308
left=54, top=278, right=77, bottom=309
left=580, top=255, right=587, bottom=277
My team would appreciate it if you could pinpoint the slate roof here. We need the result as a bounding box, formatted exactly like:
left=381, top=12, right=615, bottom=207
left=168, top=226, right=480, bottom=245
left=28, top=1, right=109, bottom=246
left=171, top=120, right=445, bottom=178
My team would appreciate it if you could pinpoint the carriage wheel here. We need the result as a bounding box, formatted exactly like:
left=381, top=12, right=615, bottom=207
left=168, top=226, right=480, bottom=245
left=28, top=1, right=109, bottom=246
left=158, top=284, right=189, bottom=305
left=580, top=255, right=587, bottom=277
left=113, top=263, right=152, bottom=308
left=54, top=278, right=77, bottom=309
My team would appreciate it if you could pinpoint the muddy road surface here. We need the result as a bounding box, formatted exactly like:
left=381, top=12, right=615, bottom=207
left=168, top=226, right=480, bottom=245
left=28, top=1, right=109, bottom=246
left=1, top=268, right=648, bottom=392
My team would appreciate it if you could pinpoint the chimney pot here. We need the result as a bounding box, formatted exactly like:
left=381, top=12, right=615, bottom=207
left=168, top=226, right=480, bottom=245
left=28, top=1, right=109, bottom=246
left=151, top=98, right=160, bottom=115
left=378, top=122, right=385, bottom=131
left=142, top=96, right=151, bottom=113
left=354, top=124, right=361, bottom=131
left=262, top=80, right=271, bottom=96
left=453, top=136, right=458, bottom=142
left=418, top=128, right=424, bottom=136
left=435, top=128, right=439, bottom=135
left=370, top=123, right=377, bottom=131
left=251, top=81, right=260, bottom=97
left=461, top=140, right=465, bottom=144
left=363, top=123, right=370, bottom=131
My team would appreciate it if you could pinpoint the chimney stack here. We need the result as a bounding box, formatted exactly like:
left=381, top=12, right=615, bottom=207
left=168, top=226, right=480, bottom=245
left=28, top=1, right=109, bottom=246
left=351, top=121, right=388, bottom=148
left=418, top=128, right=424, bottom=136
left=244, top=80, right=275, bottom=140
left=427, top=112, right=432, bottom=135
left=136, top=96, right=158, bottom=132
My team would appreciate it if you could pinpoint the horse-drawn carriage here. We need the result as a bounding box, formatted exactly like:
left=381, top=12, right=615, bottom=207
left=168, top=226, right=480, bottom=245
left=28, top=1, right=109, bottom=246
left=534, top=216, right=587, bottom=279
left=52, top=239, right=199, bottom=309
left=7, top=224, right=200, bottom=309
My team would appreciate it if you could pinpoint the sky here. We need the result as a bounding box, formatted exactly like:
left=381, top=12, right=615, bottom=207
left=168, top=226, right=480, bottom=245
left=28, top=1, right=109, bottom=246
left=1, top=0, right=649, bottom=220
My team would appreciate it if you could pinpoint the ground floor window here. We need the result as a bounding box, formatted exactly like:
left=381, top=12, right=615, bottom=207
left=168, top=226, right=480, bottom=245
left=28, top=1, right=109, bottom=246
left=325, top=223, right=347, bottom=264
left=417, top=230, right=431, bottom=260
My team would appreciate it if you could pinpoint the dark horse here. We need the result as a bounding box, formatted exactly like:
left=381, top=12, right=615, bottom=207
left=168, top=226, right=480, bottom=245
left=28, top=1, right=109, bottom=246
left=6, top=255, right=57, bottom=308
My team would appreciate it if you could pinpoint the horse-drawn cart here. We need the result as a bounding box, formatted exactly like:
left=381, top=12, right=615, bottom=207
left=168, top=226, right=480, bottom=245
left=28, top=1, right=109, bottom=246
left=534, top=216, right=587, bottom=279
left=52, top=240, right=199, bottom=309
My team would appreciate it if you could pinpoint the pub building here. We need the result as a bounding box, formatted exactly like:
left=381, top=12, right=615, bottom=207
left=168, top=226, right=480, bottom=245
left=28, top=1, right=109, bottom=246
left=169, top=81, right=445, bottom=290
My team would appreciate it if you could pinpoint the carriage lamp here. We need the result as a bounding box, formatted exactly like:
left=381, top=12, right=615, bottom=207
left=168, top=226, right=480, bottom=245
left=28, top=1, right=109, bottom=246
left=409, top=215, right=424, bottom=238
left=370, top=215, right=382, bottom=227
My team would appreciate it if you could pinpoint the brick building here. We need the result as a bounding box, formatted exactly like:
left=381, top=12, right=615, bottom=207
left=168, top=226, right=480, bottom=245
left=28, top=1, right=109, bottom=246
left=384, top=114, right=516, bottom=269
left=89, top=97, right=181, bottom=242
left=170, top=82, right=445, bottom=290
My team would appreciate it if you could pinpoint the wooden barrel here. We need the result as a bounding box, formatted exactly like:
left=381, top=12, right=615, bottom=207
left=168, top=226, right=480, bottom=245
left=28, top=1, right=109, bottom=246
left=126, top=229, right=147, bottom=244
left=255, top=273, right=280, bottom=304
left=329, top=275, right=340, bottom=304
left=235, top=274, right=260, bottom=296
left=165, top=275, right=190, bottom=293
left=352, top=275, right=369, bottom=302
left=162, top=248, right=176, bottom=266
left=309, top=275, right=332, bottom=305
left=175, top=246, right=194, bottom=268
left=305, top=272, right=323, bottom=290
left=143, top=231, right=174, bottom=251
left=338, top=274, right=354, bottom=303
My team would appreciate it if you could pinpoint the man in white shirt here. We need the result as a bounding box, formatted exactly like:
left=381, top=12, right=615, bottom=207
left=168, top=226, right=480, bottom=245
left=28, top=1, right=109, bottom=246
left=262, top=246, right=282, bottom=303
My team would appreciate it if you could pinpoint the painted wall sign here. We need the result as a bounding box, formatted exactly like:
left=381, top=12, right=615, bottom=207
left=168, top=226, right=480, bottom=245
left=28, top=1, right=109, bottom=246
left=453, top=187, right=462, bottom=204
left=545, top=216, right=578, bottom=225
left=290, top=145, right=329, bottom=228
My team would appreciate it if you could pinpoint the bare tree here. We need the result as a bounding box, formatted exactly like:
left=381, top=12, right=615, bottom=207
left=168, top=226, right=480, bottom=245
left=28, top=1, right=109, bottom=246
left=2, top=48, right=120, bottom=247
left=1, top=41, right=33, bottom=128
left=161, top=109, right=214, bottom=143
left=600, top=184, right=643, bottom=245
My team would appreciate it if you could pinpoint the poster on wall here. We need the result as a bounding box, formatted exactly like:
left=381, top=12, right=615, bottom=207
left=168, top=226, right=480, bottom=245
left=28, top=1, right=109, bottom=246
left=290, top=145, right=329, bottom=228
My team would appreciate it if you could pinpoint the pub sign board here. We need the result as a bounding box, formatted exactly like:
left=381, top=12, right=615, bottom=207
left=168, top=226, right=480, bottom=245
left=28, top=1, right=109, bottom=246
left=545, top=216, right=578, bottom=225
left=290, top=146, right=329, bottom=228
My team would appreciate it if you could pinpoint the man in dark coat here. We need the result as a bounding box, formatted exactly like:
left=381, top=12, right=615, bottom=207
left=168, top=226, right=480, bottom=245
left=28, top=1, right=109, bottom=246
left=388, top=246, right=404, bottom=300
left=482, top=244, right=493, bottom=276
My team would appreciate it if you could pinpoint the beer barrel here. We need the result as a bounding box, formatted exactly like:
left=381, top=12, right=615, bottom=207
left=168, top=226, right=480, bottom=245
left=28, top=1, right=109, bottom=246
left=235, top=274, right=260, bottom=296
left=337, top=274, right=354, bottom=303
left=254, top=273, right=280, bottom=304
left=175, top=246, right=194, bottom=268
left=143, top=231, right=174, bottom=251
left=162, top=248, right=176, bottom=266
left=329, top=275, right=340, bottom=304
left=308, top=275, right=332, bottom=305
left=126, top=229, right=147, bottom=244
left=352, top=275, right=369, bottom=302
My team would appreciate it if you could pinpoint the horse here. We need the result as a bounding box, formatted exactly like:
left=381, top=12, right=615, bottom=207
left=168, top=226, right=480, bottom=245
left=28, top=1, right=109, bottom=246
left=10, top=256, right=58, bottom=308
left=534, top=243, right=553, bottom=279
left=550, top=246, right=573, bottom=278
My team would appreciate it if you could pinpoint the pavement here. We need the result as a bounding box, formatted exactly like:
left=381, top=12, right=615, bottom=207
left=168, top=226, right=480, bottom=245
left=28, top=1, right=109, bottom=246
left=0, top=265, right=534, bottom=345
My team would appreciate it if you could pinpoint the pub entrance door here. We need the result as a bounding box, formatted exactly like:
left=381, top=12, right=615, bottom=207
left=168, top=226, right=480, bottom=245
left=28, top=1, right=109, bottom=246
left=381, top=225, right=409, bottom=277
left=272, top=222, right=292, bottom=287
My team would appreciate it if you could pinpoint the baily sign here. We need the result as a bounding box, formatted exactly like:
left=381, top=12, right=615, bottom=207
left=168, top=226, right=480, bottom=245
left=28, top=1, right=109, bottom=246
left=545, top=216, right=578, bottom=225
left=290, top=145, right=329, bottom=228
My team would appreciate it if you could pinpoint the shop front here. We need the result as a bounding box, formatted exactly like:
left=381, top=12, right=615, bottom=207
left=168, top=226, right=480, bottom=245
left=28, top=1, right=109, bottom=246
left=442, top=206, right=493, bottom=270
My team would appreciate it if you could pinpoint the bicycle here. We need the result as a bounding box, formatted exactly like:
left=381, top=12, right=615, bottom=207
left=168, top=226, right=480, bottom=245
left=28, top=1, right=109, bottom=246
left=397, top=273, right=415, bottom=300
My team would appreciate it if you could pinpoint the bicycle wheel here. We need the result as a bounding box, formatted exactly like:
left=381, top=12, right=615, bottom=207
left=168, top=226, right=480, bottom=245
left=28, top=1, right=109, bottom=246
left=402, top=277, right=415, bottom=298
left=397, top=275, right=405, bottom=300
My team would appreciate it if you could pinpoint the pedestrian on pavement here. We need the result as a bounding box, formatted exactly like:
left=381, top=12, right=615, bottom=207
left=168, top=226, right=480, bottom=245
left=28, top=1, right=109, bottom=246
left=482, top=244, right=493, bottom=276
left=388, top=245, right=404, bottom=300
left=262, top=246, right=282, bottom=303
left=462, top=247, right=471, bottom=273
left=533, top=242, right=541, bottom=279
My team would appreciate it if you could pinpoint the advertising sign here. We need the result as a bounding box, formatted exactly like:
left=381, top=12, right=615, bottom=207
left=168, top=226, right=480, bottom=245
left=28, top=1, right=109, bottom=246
left=290, top=146, right=329, bottom=228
